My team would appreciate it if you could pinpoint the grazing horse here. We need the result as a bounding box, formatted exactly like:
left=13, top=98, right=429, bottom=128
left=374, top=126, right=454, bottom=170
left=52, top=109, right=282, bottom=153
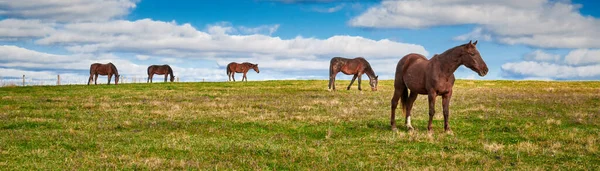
left=88, top=63, right=120, bottom=85
left=390, top=41, right=488, bottom=133
left=147, top=65, right=175, bottom=83
left=329, top=57, right=378, bottom=91
left=226, top=62, right=259, bottom=82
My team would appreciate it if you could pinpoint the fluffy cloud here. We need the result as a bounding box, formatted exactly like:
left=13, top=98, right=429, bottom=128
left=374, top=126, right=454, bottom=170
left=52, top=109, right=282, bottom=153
left=523, top=50, right=561, bottom=63
left=135, top=55, right=150, bottom=60
left=502, top=49, right=600, bottom=80
left=0, top=19, right=55, bottom=39
left=502, top=61, right=600, bottom=80
left=350, top=0, right=600, bottom=48
left=564, top=49, right=600, bottom=66
left=0, top=0, right=138, bottom=22
left=33, top=19, right=427, bottom=60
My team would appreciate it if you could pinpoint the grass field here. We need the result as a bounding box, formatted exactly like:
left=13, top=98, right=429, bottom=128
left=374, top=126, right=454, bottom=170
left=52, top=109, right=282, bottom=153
left=1, top=80, right=599, bottom=170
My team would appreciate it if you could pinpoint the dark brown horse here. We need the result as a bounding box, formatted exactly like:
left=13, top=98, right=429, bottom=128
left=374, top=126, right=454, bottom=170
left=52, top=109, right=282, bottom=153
left=226, top=62, right=259, bottom=82
left=88, top=63, right=120, bottom=85
left=329, top=57, right=378, bottom=91
left=390, top=41, right=488, bottom=133
left=147, top=65, right=175, bottom=83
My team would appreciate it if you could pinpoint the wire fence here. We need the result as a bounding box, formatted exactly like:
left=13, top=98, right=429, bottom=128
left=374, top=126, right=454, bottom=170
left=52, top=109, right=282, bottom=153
left=0, top=74, right=198, bottom=87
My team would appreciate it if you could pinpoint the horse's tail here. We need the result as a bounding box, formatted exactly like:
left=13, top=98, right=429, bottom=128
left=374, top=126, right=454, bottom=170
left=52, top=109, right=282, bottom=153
left=226, top=63, right=231, bottom=75
left=329, top=58, right=335, bottom=89
left=400, top=84, right=409, bottom=116
left=147, top=66, right=151, bottom=76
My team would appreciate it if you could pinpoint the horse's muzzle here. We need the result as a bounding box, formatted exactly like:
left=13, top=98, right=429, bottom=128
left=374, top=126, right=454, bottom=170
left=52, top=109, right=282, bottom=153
left=478, top=67, right=489, bottom=77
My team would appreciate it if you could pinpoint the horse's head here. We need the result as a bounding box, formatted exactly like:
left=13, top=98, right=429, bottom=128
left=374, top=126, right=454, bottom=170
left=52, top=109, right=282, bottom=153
left=170, top=75, right=175, bottom=82
left=115, top=74, right=120, bottom=85
left=369, top=75, right=378, bottom=91
left=461, top=40, right=488, bottom=77
left=253, top=64, right=260, bottom=73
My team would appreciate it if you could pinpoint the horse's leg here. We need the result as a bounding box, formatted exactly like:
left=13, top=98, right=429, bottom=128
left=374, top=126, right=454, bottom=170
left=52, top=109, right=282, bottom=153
left=329, top=72, right=338, bottom=91
left=107, top=74, right=112, bottom=85
left=442, top=90, right=453, bottom=133
left=164, top=74, right=167, bottom=82
left=347, top=74, right=357, bottom=90
left=243, top=72, right=247, bottom=82
left=232, top=73, right=236, bottom=82
left=405, top=92, right=419, bottom=130
left=427, top=92, right=438, bottom=132
left=357, top=74, right=363, bottom=91
left=390, top=88, right=401, bottom=131
left=94, top=74, right=98, bottom=85
left=88, top=74, right=93, bottom=85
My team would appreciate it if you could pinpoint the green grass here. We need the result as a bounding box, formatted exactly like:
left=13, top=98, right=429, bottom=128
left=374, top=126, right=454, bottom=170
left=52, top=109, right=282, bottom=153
left=0, top=80, right=599, bottom=170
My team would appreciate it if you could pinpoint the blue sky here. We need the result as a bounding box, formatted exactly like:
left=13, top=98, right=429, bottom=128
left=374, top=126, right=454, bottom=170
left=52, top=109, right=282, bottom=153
left=1, top=0, right=600, bottom=84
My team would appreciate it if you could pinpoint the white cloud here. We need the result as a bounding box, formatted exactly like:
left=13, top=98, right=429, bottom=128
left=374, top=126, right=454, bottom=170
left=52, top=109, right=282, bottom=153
left=238, top=24, right=280, bottom=35
left=135, top=55, right=150, bottom=60
left=564, top=49, right=600, bottom=66
left=454, top=27, right=492, bottom=41
left=0, top=19, right=55, bottom=39
left=311, top=4, right=345, bottom=13
left=0, top=45, right=76, bottom=63
left=33, top=19, right=427, bottom=60
left=502, top=48, right=600, bottom=80
left=350, top=0, right=600, bottom=48
left=502, top=61, right=600, bottom=79
left=0, top=0, right=138, bottom=22
left=524, top=50, right=561, bottom=62
left=160, top=58, right=181, bottom=63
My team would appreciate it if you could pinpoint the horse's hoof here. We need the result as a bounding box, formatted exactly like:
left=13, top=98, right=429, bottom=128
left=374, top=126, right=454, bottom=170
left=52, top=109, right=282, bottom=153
left=445, top=129, right=454, bottom=135
left=391, top=127, right=398, bottom=132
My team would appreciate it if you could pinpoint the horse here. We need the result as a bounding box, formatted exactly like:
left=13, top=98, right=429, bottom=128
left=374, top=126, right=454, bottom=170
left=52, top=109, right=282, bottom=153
left=87, top=63, right=120, bottom=85
left=226, top=62, right=259, bottom=82
left=328, top=57, right=378, bottom=91
left=390, top=40, right=488, bottom=133
left=147, top=65, right=175, bottom=83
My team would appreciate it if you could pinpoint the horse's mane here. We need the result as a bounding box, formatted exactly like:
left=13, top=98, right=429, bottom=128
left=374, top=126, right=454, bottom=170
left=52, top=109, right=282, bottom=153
left=167, top=65, right=174, bottom=76
left=439, top=43, right=468, bottom=56
left=110, top=63, right=119, bottom=75
left=359, top=58, right=377, bottom=79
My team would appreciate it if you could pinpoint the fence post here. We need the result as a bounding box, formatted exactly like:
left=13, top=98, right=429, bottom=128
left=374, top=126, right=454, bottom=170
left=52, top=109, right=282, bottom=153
left=57, top=74, right=60, bottom=85
left=22, top=75, right=25, bottom=86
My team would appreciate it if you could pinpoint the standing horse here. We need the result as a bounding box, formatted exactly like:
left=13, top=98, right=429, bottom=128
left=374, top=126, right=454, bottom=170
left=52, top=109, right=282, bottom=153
left=226, top=62, right=259, bottom=82
left=329, top=57, right=378, bottom=91
left=390, top=41, right=488, bottom=133
left=147, top=65, right=175, bottom=83
left=88, top=63, right=120, bottom=85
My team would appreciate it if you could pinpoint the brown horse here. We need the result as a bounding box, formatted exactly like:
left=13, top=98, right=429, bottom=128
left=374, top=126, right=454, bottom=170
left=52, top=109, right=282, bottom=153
left=147, top=65, right=175, bottom=83
left=88, top=63, right=120, bottom=85
left=226, top=62, right=259, bottom=82
left=390, top=41, right=488, bottom=133
left=329, top=57, right=378, bottom=91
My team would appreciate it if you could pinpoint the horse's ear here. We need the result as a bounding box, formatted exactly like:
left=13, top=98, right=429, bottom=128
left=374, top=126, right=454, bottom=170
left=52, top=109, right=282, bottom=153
left=473, top=40, right=478, bottom=45
left=376, top=75, right=378, bottom=79
left=468, top=40, right=472, bottom=45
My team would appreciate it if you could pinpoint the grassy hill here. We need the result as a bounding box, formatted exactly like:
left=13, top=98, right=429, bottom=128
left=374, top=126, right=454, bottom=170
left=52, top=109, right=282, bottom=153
left=0, top=80, right=599, bottom=170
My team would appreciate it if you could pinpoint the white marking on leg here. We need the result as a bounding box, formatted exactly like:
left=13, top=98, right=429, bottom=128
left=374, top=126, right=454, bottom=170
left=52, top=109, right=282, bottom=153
left=406, top=116, right=413, bottom=128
